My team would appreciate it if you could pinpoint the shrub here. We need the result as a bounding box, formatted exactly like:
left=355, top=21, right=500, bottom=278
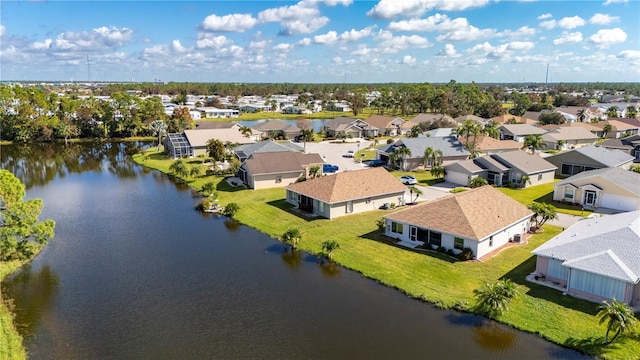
left=223, top=202, right=239, bottom=217
left=375, top=218, right=386, bottom=232
left=386, top=138, right=394, bottom=144
left=458, top=247, right=474, bottom=260
left=446, top=249, right=455, bottom=256
left=436, top=246, right=446, bottom=253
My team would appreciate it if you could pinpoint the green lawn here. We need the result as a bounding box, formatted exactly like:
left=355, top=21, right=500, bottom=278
left=1, top=260, right=35, bottom=360
left=133, top=150, right=639, bottom=360
left=498, top=180, right=593, bottom=217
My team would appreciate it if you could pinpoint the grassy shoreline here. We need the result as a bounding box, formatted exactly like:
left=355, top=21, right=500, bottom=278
left=133, top=149, right=639, bottom=360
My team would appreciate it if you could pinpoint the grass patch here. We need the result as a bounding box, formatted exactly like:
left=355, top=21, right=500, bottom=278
left=498, top=180, right=593, bottom=217
left=133, top=150, right=639, bottom=359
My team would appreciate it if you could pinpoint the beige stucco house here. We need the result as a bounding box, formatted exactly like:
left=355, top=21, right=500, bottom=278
left=285, top=167, right=407, bottom=219
left=553, top=167, right=640, bottom=212
left=383, top=186, right=533, bottom=259
left=238, top=152, right=323, bottom=190
left=546, top=145, right=635, bottom=176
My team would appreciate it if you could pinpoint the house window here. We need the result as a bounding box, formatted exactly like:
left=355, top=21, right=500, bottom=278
left=564, top=188, right=574, bottom=200
left=288, top=191, right=297, bottom=202
left=489, top=236, right=494, bottom=247
left=276, top=176, right=282, bottom=183
left=538, top=174, right=543, bottom=181
left=429, top=231, right=442, bottom=247
left=454, top=237, right=464, bottom=250
left=346, top=201, right=353, bottom=213
left=391, top=222, right=404, bottom=234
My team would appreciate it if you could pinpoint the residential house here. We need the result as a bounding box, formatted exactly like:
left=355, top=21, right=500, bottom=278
left=234, top=141, right=303, bottom=162
left=553, top=167, right=640, bottom=211
left=252, top=119, right=301, bottom=140
left=323, top=117, right=377, bottom=138
left=499, top=124, right=547, bottom=142
left=377, top=136, right=470, bottom=170
left=285, top=167, right=407, bottom=219
left=454, top=114, right=489, bottom=124
left=491, top=114, right=523, bottom=125
left=531, top=211, right=640, bottom=306
left=546, top=145, right=635, bottom=176
left=598, top=138, right=635, bottom=156
left=423, top=128, right=455, bottom=137
left=164, top=128, right=256, bottom=158
left=364, top=115, right=415, bottom=136
left=541, top=126, right=599, bottom=150
left=464, top=135, right=522, bottom=156
left=595, top=118, right=640, bottom=139
left=411, top=113, right=456, bottom=127
left=195, top=121, right=239, bottom=130
left=444, top=150, right=557, bottom=188
left=281, top=106, right=312, bottom=115
left=238, top=151, right=323, bottom=190
left=200, top=107, right=240, bottom=118
left=521, top=111, right=542, bottom=124
left=383, top=186, right=533, bottom=259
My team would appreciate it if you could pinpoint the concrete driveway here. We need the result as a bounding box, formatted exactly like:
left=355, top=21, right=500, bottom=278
left=303, top=139, right=372, bottom=172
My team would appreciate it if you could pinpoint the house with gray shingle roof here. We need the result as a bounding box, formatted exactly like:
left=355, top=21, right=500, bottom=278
left=377, top=136, right=470, bottom=171
left=364, top=115, right=415, bottom=136
left=383, top=186, right=533, bottom=259
left=323, top=117, right=377, bottom=138
left=553, top=167, right=640, bottom=211
left=234, top=140, right=303, bottom=161
left=499, top=124, right=547, bottom=142
left=541, top=126, right=598, bottom=150
left=285, top=167, right=407, bottom=219
left=238, top=151, right=323, bottom=190
left=532, top=210, right=640, bottom=306
left=252, top=119, right=301, bottom=140
left=444, top=150, right=557, bottom=188
left=545, top=145, right=635, bottom=176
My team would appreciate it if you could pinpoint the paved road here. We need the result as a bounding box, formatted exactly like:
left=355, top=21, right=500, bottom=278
left=304, top=139, right=372, bottom=172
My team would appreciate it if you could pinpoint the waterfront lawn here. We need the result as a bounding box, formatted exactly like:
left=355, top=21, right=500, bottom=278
left=498, top=180, right=593, bottom=217
left=1, top=261, right=29, bottom=360
left=133, top=150, right=639, bottom=359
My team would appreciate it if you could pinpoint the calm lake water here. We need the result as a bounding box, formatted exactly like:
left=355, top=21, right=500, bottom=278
left=0, top=142, right=589, bottom=359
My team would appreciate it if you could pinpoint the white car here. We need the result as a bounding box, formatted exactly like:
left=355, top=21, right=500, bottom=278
left=399, top=175, right=417, bottom=185
left=345, top=150, right=355, bottom=158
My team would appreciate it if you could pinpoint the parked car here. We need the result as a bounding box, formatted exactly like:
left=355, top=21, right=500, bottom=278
left=365, top=159, right=386, bottom=167
left=323, top=164, right=339, bottom=173
left=344, top=150, right=355, bottom=158
left=399, top=175, right=417, bottom=185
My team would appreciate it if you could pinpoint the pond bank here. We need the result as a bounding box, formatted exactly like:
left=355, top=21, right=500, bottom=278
left=133, top=149, right=639, bottom=360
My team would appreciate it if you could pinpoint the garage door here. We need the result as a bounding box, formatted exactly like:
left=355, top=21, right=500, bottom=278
left=600, top=194, right=640, bottom=212
left=445, top=171, right=469, bottom=186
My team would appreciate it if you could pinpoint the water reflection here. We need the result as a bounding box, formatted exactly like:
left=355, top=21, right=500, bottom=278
left=223, top=218, right=241, bottom=232
left=281, top=248, right=303, bottom=270
left=473, top=321, right=518, bottom=352
left=318, top=260, right=341, bottom=277
left=2, top=264, right=59, bottom=340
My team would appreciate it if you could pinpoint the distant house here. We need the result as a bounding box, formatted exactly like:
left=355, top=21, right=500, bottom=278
left=238, top=151, right=323, bottom=190
left=282, top=106, right=312, bottom=115
left=499, top=124, right=547, bottom=142
left=164, top=128, right=256, bottom=158
left=364, top=115, right=414, bottom=136
left=195, top=121, right=239, bottom=130
left=545, top=145, right=635, bottom=176
left=411, top=113, right=456, bottom=127
left=444, top=150, right=557, bottom=188
left=238, top=105, right=260, bottom=113
left=595, top=118, right=640, bottom=139
left=531, top=211, right=640, bottom=306
left=252, top=119, right=301, bottom=140
left=541, top=126, right=599, bottom=150
left=454, top=114, right=489, bottom=124
left=423, top=128, right=455, bottom=137
left=323, top=117, right=377, bottom=138
left=377, top=136, right=470, bottom=170
left=234, top=140, right=303, bottom=162
left=383, top=186, right=533, bottom=259
left=285, top=167, right=407, bottom=219
left=465, top=135, right=522, bottom=156
left=200, top=107, right=239, bottom=118
left=553, top=167, right=640, bottom=212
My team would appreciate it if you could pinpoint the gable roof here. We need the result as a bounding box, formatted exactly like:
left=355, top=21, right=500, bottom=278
left=499, top=124, right=547, bottom=136
left=548, top=146, right=635, bottom=168
left=394, top=136, right=470, bottom=158
left=325, top=116, right=361, bottom=130
left=286, top=167, right=406, bottom=203
left=252, top=119, right=300, bottom=132
left=411, top=113, right=455, bottom=124
left=364, top=115, right=404, bottom=129
left=183, top=128, right=256, bottom=147
left=424, top=128, right=455, bottom=137
left=243, top=152, right=323, bottom=175
left=384, top=186, right=533, bottom=240
left=598, top=138, right=634, bottom=151
left=555, top=167, right=640, bottom=196
left=491, top=114, right=522, bottom=124
left=454, top=114, right=487, bottom=123
left=541, top=126, right=599, bottom=142
left=195, top=121, right=239, bottom=130
left=532, top=211, right=640, bottom=283
left=491, top=150, right=557, bottom=174
left=467, top=136, right=522, bottom=151
left=235, top=140, right=303, bottom=159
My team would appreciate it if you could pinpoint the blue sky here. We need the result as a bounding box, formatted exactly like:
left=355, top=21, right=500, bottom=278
left=1, top=0, right=638, bottom=83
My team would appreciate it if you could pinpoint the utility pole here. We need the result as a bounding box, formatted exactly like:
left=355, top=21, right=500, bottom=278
left=545, top=63, right=549, bottom=89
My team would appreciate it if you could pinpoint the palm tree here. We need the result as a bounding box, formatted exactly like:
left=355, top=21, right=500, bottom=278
left=320, top=240, right=340, bottom=262
left=597, top=299, right=638, bottom=344
left=527, top=202, right=558, bottom=229
left=469, top=176, right=488, bottom=188
left=206, top=138, right=226, bottom=162
left=602, top=123, right=612, bottom=138
left=308, top=165, right=320, bottom=179
left=430, top=163, right=445, bottom=179
left=424, top=146, right=434, bottom=168
left=301, top=128, right=314, bottom=151
left=408, top=185, right=423, bottom=203
left=431, top=149, right=444, bottom=167
left=393, top=146, right=412, bottom=171
left=519, top=175, right=531, bottom=188
left=409, top=125, right=422, bottom=138
left=556, top=140, right=566, bottom=150
left=576, top=109, right=587, bottom=122
left=238, top=125, right=252, bottom=138
left=474, top=281, right=515, bottom=318
left=483, top=121, right=500, bottom=139
left=606, top=106, right=619, bottom=118
left=281, top=228, right=302, bottom=250
left=169, top=159, right=189, bottom=178
left=189, top=165, right=201, bottom=178
left=150, top=119, right=168, bottom=150
left=626, top=105, right=638, bottom=119
left=522, top=134, right=545, bottom=155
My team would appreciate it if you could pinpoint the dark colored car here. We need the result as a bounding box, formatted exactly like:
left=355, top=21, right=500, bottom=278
left=366, top=159, right=386, bottom=167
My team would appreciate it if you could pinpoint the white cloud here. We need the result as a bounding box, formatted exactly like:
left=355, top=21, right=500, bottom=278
left=27, top=26, right=133, bottom=53
left=402, top=55, right=416, bottom=65
left=257, top=0, right=349, bottom=35
left=367, top=0, right=489, bottom=19
left=552, top=32, right=583, bottom=45
left=437, top=43, right=459, bottom=57
left=508, top=41, right=535, bottom=50
left=377, top=33, right=432, bottom=53
left=171, top=40, right=187, bottom=53
left=589, top=13, right=619, bottom=25
left=195, top=34, right=232, bottom=49
left=603, top=0, right=628, bottom=5
left=539, top=20, right=556, bottom=29
left=332, top=56, right=343, bottom=64
left=618, top=50, right=640, bottom=60
left=273, top=43, right=293, bottom=52
left=466, top=41, right=534, bottom=63
left=499, top=26, right=536, bottom=39
left=351, top=44, right=374, bottom=56
left=313, top=31, right=339, bottom=45
left=313, top=26, right=374, bottom=45
left=537, top=13, right=553, bottom=20
left=388, top=14, right=496, bottom=42
left=297, top=38, right=312, bottom=46
left=201, top=13, right=258, bottom=32
left=0, top=25, right=5, bottom=37
left=586, top=28, right=627, bottom=48
left=557, top=16, right=585, bottom=29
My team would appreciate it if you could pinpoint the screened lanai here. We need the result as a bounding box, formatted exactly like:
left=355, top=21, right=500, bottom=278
left=165, top=133, right=193, bottom=158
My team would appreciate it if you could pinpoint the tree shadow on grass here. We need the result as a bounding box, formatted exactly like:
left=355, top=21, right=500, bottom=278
left=501, top=255, right=599, bottom=316
left=563, top=336, right=611, bottom=358
left=265, top=199, right=323, bottom=222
